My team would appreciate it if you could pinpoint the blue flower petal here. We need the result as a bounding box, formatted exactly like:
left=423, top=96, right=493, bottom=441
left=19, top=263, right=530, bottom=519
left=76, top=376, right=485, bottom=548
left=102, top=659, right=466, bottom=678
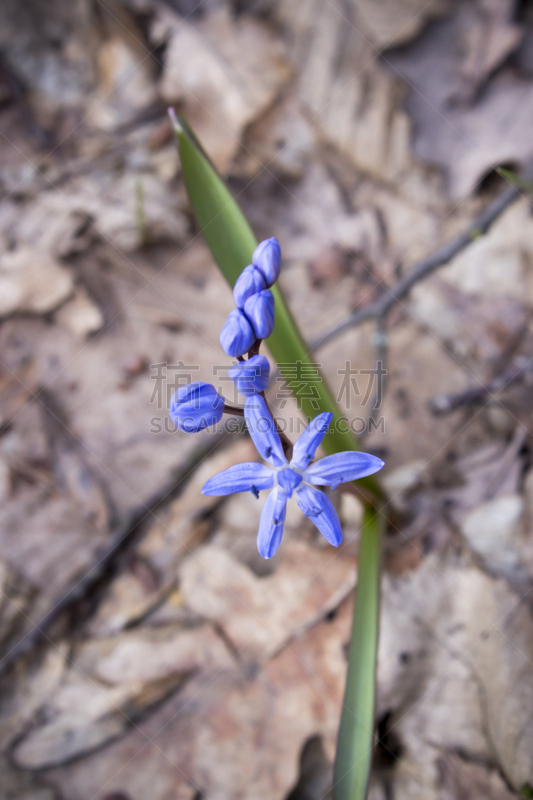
left=244, top=394, right=287, bottom=467
left=305, top=451, right=384, bottom=490
left=228, top=354, right=270, bottom=397
left=295, top=484, right=342, bottom=547
left=243, top=290, right=275, bottom=340
left=220, top=308, right=256, bottom=357
left=169, top=382, right=225, bottom=433
left=233, top=265, right=266, bottom=309
left=253, top=237, right=281, bottom=287
left=290, top=412, right=333, bottom=469
left=202, top=462, right=275, bottom=496
left=257, top=486, right=288, bottom=559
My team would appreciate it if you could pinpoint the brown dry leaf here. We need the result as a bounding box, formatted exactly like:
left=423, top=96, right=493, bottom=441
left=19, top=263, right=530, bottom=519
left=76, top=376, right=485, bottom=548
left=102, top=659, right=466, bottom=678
left=42, top=601, right=352, bottom=800
left=234, top=94, right=316, bottom=180
left=410, top=280, right=529, bottom=363
left=0, top=647, right=67, bottom=752
left=179, top=540, right=356, bottom=661
left=54, top=288, right=104, bottom=338
left=436, top=198, right=533, bottom=301
left=11, top=623, right=231, bottom=769
left=0, top=248, right=73, bottom=317
left=436, top=752, right=517, bottom=800
left=0, top=560, right=34, bottom=650
left=89, top=440, right=259, bottom=637
left=386, top=3, right=533, bottom=198
left=0, top=0, right=97, bottom=116
left=276, top=0, right=412, bottom=183
left=158, top=7, right=291, bottom=173
left=360, top=319, right=468, bottom=466
left=351, top=0, right=451, bottom=50
left=453, top=0, right=523, bottom=105
left=87, top=35, right=158, bottom=132
left=377, top=557, right=533, bottom=797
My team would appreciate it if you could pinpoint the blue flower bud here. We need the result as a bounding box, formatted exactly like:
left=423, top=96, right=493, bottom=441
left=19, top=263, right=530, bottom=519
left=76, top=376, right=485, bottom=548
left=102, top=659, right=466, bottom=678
left=233, top=265, right=266, bottom=309
left=228, top=354, right=270, bottom=397
left=253, top=237, right=281, bottom=287
left=220, top=308, right=256, bottom=357
left=243, top=290, right=275, bottom=339
left=169, top=382, right=224, bottom=433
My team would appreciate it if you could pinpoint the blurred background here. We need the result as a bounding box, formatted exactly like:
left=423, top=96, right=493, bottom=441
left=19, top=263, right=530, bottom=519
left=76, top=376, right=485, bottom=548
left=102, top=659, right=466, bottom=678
left=1, top=0, right=533, bottom=798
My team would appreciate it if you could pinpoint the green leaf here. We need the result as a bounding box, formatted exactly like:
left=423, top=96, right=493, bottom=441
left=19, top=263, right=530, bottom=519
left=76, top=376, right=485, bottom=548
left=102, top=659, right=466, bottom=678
left=170, top=109, right=383, bottom=800
left=170, top=109, right=379, bottom=494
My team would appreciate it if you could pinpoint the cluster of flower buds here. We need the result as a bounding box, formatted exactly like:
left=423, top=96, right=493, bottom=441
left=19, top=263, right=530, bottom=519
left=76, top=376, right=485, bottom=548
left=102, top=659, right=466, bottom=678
left=220, top=237, right=280, bottom=358
left=169, top=237, right=280, bottom=433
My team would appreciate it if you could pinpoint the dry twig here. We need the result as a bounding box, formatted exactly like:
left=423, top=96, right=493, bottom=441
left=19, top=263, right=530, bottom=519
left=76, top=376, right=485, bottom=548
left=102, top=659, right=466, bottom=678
left=312, top=177, right=531, bottom=352
left=0, top=431, right=230, bottom=675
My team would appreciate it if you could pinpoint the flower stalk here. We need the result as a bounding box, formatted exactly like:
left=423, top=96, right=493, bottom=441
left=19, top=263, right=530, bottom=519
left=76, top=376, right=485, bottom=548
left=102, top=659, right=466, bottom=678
left=169, top=108, right=387, bottom=800
left=334, top=504, right=383, bottom=799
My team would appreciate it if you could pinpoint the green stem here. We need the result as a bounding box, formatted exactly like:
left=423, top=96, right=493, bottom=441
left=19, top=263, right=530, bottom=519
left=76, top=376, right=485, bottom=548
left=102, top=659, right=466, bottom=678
left=170, top=110, right=385, bottom=800
left=334, top=505, right=383, bottom=800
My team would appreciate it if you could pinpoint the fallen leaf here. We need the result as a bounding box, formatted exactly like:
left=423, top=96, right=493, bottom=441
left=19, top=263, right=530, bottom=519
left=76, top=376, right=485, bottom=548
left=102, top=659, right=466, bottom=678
left=179, top=540, right=355, bottom=662
left=158, top=7, right=291, bottom=173
left=0, top=248, right=73, bottom=317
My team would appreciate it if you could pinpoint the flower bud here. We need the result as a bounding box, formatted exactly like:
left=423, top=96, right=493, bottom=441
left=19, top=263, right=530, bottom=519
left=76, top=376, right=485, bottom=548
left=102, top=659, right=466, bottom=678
left=220, top=308, right=256, bottom=357
left=243, top=289, right=275, bottom=339
left=253, top=237, right=281, bottom=287
left=233, top=265, right=266, bottom=309
left=228, top=354, right=270, bottom=397
left=169, top=382, right=224, bottom=433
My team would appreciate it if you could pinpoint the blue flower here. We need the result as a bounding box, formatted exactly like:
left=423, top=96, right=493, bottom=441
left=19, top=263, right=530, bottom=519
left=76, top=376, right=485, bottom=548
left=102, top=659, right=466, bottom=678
left=243, top=289, right=275, bottom=339
left=202, top=395, right=384, bottom=558
left=233, top=265, right=266, bottom=309
left=228, top=354, right=270, bottom=397
left=220, top=308, right=256, bottom=357
left=253, top=237, right=281, bottom=287
left=170, top=382, right=225, bottom=433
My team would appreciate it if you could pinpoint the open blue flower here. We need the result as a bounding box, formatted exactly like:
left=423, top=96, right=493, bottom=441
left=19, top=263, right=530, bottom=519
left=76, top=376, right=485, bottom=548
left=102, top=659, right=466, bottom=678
left=202, top=395, right=384, bottom=558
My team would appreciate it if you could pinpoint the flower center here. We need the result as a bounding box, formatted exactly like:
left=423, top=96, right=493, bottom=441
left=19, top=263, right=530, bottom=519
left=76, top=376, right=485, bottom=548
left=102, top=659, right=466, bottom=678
left=277, top=467, right=302, bottom=497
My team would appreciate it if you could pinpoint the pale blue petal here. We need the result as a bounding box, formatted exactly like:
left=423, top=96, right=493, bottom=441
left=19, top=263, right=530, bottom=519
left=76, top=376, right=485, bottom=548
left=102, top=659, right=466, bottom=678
left=290, top=412, right=333, bottom=469
left=295, top=484, right=342, bottom=547
left=253, top=237, right=280, bottom=287
left=244, top=394, right=287, bottom=467
left=202, top=462, right=275, bottom=496
left=305, top=451, right=384, bottom=490
left=257, top=486, right=288, bottom=559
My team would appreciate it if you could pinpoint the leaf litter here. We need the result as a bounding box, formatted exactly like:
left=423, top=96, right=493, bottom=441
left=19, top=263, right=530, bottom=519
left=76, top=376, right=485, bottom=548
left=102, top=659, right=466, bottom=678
left=1, top=1, right=533, bottom=798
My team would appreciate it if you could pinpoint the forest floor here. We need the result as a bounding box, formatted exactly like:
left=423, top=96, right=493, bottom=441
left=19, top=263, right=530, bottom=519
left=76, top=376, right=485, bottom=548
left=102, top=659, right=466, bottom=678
left=1, top=1, right=533, bottom=799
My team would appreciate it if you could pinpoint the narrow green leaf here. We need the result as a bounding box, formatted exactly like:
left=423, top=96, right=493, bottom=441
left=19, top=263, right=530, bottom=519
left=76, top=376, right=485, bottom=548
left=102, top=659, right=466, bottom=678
left=495, top=167, right=533, bottom=192
left=334, top=505, right=383, bottom=800
left=169, top=109, right=379, bottom=494
left=170, top=110, right=383, bottom=800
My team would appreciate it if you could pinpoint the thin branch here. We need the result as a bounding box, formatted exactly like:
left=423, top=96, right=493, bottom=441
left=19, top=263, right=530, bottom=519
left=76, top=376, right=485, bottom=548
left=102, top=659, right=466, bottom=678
left=0, top=432, right=231, bottom=675
left=428, top=354, right=533, bottom=416
left=313, top=178, right=529, bottom=351
left=360, top=317, right=388, bottom=443
left=224, top=403, right=244, bottom=416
